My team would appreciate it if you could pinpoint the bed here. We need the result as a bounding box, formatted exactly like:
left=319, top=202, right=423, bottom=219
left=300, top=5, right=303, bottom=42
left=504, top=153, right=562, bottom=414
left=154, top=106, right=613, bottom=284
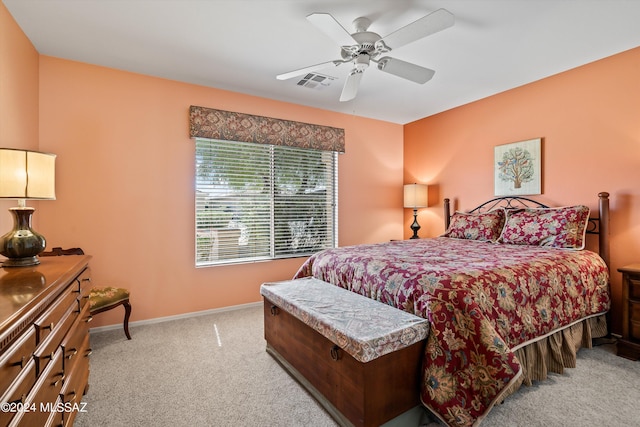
left=292, top=192, right=611, bottom=427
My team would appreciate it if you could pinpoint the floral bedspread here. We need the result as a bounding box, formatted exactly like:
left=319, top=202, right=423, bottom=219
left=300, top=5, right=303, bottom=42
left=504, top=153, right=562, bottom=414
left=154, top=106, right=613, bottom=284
left=293, top=237, right=610, bottom=427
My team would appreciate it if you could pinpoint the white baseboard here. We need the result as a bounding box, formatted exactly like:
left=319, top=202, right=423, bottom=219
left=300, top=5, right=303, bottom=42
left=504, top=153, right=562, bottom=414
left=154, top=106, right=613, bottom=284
left=88, top=301, right=262, bottom=334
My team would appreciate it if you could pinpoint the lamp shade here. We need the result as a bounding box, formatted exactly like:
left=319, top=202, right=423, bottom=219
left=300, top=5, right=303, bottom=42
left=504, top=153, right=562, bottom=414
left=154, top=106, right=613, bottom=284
left=403, top=184, right=428, bottom=208
left=0, top=149, right=56, bottom=200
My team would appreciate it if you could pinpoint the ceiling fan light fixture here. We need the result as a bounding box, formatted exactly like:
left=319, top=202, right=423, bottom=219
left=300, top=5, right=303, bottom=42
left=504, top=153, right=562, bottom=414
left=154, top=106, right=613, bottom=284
left=354, top=53, right=370, bottom=71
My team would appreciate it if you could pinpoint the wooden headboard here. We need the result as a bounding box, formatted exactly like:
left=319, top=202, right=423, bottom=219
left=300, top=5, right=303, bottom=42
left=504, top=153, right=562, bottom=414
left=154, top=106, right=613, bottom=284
left=443, top=192, right=610, bottom=268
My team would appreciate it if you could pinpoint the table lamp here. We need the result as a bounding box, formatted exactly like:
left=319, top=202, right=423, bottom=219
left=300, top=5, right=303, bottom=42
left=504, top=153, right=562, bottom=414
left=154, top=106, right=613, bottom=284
left=0, top=149, right=56, bottom=267
left=403, top=183, right=428, bottom=239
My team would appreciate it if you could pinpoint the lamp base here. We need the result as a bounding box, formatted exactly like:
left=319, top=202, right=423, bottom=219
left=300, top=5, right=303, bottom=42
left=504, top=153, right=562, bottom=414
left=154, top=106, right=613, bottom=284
left=0, top=207, right=46, bottom=268
left=410, top=208, right=421, bottom=239
left=1, top=256, right=40, bottom=267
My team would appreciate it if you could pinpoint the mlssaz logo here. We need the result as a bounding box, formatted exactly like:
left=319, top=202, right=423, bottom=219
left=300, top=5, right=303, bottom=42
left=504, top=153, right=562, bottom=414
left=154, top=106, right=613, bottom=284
left=40, top=401, right=89, bottom=413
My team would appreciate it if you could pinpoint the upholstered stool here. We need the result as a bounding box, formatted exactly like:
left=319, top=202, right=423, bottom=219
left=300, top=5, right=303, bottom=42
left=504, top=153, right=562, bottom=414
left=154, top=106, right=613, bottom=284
left=89, top=287, right=132, bottom=340
left=40, top=247, right=132, bottom=340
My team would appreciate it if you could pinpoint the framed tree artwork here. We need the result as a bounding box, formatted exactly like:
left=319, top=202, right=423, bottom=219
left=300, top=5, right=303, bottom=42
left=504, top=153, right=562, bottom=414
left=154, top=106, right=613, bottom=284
left=494, top=138, right=542, bottom=196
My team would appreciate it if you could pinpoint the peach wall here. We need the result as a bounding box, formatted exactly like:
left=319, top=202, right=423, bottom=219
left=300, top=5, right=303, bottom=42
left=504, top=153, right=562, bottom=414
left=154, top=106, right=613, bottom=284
left=404, top=46, right=640, bottom=334
left=0, top=3, right=40, bottom=232
left=35, top=57, right=403, bottom=327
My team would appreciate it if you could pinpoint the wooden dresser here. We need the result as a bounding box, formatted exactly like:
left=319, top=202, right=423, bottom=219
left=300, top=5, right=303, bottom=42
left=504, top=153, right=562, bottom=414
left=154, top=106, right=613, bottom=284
left=0, top=255, right=92, bottom=427
left=618, top=264, right=640, bottom=360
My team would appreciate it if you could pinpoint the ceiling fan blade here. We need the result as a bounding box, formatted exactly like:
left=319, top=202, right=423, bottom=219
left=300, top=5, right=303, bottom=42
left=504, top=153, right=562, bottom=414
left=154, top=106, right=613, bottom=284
left=276, top=60, right=342, bottom=80
left=307, top=13, right=356, bottom=47
left=340, top=71, right=363, bottom=102
left=378, top=8, right=454, bottom=50
left=376, top=57, right=435, bottom=84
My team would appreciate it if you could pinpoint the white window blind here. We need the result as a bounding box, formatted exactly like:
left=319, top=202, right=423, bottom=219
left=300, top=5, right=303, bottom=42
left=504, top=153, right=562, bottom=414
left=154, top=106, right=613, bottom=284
left=195, top=138, right=338, bottom=266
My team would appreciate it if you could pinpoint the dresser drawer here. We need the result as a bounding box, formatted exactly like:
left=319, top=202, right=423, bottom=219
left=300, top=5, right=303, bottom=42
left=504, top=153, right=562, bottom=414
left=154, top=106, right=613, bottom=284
left=0, top=360, right=36, bottom=427
left=76, top=268, right=92, bottom=310
left=48, top=398, right=65, bottom=427
left=61, top=338, right=90, bottom=427
left=0, top=328, right=36, bottom=393
left=629, top=300, right=640, bottom=323
left=34, top=286, right=78, bottom=344
left=10, top=349, right=64, bottom=427
left=62, top=334, right=90, bottom=398
left=629, top=319, right=640, bottom=342
left=61, top=303, right=91, bottom=373
left=8, top=397, right=64, bottom=427
left=33, top=304, right=78, bottom=377
left=629, top=278, right=640, bottom=301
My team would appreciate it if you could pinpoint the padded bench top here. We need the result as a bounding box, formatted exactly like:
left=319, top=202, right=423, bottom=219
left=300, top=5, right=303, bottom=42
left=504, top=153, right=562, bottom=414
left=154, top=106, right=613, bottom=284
left=260, top=277, right=429, bottom=363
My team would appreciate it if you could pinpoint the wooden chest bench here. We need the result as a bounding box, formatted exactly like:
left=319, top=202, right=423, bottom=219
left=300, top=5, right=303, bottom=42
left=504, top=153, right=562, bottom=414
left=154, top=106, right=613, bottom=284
left=260, top=277, right=430, bottom=427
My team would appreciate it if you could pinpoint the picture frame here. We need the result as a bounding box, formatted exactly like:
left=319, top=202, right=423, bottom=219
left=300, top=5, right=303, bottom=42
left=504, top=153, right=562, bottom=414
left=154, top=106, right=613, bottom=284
left=494, top=138, right=542, bottom=196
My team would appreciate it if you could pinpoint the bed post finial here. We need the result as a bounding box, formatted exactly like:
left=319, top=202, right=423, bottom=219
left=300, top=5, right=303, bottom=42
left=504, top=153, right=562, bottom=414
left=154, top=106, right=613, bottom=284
left=598, top=192, right=610, bottom=269
left=444, top=198, right=451, bottom=230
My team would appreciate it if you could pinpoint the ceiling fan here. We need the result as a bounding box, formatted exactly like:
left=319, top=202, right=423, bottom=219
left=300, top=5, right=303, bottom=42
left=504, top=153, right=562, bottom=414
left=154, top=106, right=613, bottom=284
left=277, top=9, right=455, bottom=102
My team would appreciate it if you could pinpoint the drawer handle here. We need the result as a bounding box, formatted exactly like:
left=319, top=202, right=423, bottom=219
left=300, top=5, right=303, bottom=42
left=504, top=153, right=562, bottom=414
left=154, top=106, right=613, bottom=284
left=86, top=315, right=93, bottom=323
left=11, top=355, right=26, bottom=368
left=41, top=322, right=55, bottom=331
left=330, top=345, right=341, bottom=361
left=11, top=394, right=26, bottom=404
left=82, top=277, right=92, bottom=283
left=270, top=305, right=279, bottom=316
left=66, top=348, right=78, bottom=359
left=52, top=372, right=65, bottom=387
left=86, top=348, right=93, bottom=357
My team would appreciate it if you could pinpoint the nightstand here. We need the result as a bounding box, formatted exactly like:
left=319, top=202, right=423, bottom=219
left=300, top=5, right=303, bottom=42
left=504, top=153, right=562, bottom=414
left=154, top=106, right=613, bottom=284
left=617, top=264, right=640, bottom=360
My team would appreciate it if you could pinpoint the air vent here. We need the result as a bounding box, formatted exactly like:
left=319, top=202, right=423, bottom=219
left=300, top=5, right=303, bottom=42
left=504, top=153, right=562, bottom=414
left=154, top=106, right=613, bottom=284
left=296, top=72, right=336, bottom=90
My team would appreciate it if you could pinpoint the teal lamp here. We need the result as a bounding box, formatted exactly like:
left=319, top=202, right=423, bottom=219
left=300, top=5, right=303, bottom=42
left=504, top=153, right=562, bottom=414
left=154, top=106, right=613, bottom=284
left=0, top=149, right=56, bottom=267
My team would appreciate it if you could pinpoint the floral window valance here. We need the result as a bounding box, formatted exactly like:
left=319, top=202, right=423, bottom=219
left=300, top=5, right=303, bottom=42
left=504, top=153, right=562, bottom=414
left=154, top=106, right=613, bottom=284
left=189, top=105, right=345, bottom=153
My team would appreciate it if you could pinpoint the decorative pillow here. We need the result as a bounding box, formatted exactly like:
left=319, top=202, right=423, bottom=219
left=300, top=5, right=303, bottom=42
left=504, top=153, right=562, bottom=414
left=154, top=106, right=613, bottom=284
left=498, top=205, right=590, bottom=249
left=442, top=209, right=506, bottom=242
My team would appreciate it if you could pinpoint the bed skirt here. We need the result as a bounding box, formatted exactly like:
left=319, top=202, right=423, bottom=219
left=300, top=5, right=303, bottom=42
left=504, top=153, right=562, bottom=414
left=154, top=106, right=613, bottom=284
left=499, top=314, right=608, bottom=401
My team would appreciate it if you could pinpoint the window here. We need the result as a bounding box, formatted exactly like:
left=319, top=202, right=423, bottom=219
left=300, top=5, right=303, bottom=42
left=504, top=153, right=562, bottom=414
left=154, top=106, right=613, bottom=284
left=195, top=138, right=338, bottom=266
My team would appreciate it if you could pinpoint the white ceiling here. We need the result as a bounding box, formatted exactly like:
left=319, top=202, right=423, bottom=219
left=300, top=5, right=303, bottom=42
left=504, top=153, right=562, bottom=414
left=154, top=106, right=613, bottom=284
left=4, top=0, right=640, bottom=124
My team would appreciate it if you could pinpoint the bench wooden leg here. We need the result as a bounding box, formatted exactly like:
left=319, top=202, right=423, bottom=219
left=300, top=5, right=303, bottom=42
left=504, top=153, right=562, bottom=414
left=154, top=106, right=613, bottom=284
left=123, top=300, right=132, bottom=340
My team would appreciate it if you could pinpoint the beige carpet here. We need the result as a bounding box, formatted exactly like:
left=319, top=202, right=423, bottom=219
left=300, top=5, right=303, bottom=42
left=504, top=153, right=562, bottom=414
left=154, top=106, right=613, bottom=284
left=75, top=304, right=639, bottom=427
